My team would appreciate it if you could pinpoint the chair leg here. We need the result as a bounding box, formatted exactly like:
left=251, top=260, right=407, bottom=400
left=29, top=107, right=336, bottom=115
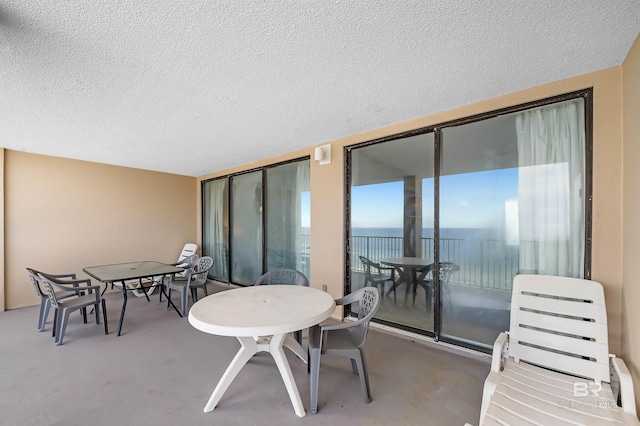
left=180, top=288, right=188, bottom=316
left=391, top=278, right=397, bottom=304
left=355, top=351, right=372, bottom=403
left=39, top=298, right=50, bottom=331
left=166, top=288, right=173, bottom=310
left=94, top=302, right=101, bottom=325
left=52, top=309, right=58, bottom=337
left=309, top=348, right=321, bottom=414
left=55, top=308, right=71, bottom=346
left=351, top=358, right=358, bottom=375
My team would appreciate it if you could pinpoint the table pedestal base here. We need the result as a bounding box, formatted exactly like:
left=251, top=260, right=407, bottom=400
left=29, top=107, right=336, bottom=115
left=204, top=333, right=308, bottom=417
left=385, top=266, right=432, bottom=305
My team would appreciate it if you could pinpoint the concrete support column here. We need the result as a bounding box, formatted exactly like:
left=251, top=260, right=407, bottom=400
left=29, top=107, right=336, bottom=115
left=403, top=176, right=422, bottom=257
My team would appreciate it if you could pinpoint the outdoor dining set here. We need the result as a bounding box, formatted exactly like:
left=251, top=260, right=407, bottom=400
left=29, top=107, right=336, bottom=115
left=24, top=244, right=640, bottom=424
left=24, top=243, right=381, bottom=418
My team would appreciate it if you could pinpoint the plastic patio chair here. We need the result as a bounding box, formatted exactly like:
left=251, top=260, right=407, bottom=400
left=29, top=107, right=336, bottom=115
left=187, top=256, right=215, bottom=303
left=359, top=256, right=396, bottom=302
left=308, top=287, right=381, bottom=414
left=412, top=262, right=459, bottom=312
left=26, top=268, right=85, bottom=332
left=38, top=273, right=108, bottom=345
left=165, top=255, right=213, bottom=316
left=255, top=269, right=309, bottom=343
left=254, top=269, right=309, bottom=286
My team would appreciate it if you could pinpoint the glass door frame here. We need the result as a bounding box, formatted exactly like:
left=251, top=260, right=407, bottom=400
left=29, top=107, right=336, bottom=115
left=344, top=88, right=593, bottom=352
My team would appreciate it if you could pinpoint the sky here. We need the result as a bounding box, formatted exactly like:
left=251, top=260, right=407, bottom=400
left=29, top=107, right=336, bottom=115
left=301, top=192, right=310, bottom=227
left=350, top=168, right=519, bottom=229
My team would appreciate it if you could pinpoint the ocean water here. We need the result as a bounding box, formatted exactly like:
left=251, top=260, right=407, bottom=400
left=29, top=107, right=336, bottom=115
left=351, top=227, right=503, bottom=241
left=299, top=226, right=516, bottom=289
left=348, top=227, right=517, bottom=290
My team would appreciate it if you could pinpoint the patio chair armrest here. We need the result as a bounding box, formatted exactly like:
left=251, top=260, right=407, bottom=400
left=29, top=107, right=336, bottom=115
left=56, top=282, right=101, bottom=292
left=490, top=332, right=509, bottom=372
left=610, top=356, right=638, bottom=418
left=40, top=274, right=91, bottom=287
left=317, top=322, right=362, bottom=353
left=320, top=316, right=369, bottom=332
left=49, top=279, right=100, bottom=293
left=46, top=273, right=77, bottom=280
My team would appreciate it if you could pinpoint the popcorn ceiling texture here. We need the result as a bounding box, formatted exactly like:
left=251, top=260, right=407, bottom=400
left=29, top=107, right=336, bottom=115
left=0, top=1, right=638, bottom=176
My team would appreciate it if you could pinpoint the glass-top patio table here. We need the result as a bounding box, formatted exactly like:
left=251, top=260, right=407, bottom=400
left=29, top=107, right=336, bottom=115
left=84, top=261, right=184, bottom=336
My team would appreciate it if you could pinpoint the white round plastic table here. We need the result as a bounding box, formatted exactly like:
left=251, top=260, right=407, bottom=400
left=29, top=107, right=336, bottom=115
left=188, top=285, right=335, bottom=417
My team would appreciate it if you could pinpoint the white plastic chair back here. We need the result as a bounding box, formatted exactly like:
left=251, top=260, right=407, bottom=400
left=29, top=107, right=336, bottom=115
left=508, top=274, right=610, bottom=384
left=175, top=243, right=198, bottom=277
left=177, top=243, right=198, bottom=264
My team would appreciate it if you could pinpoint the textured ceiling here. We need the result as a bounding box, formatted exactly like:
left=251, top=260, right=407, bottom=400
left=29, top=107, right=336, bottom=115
left=1, top=1, right=638, bottom=177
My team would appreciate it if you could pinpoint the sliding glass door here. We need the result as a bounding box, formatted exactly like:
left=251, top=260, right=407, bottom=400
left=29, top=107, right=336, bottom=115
left=202, top=178, right=229, bottom=281
left=346, top=92, right=590, bottom=351
left=230, top=171, right=263, bottom=285
left=439, top=98, right=586, bottom=349
left=265, top=161, right=311, bottom=278
left=349, top=133, right=435, bottom=333
left=438, top=116, right=519, bottom=348
left=202, top=158, right=311, bottom=286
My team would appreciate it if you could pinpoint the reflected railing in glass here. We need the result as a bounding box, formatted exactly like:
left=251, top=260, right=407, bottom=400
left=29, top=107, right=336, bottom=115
left=347, top=235, right=521, bottom=291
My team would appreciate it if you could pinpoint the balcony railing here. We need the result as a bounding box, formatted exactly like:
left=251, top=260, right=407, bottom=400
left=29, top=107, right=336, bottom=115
left=349, top=235, right=519, bottom=291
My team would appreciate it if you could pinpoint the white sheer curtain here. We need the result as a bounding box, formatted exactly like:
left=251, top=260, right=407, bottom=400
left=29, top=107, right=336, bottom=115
left=203, top=179, right=228, bottom=280
left=265, top=160, right=310, bottom=277
left=516, top=99, right=585, bottom=277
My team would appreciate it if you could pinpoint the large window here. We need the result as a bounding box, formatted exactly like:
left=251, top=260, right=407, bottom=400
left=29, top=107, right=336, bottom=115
left=265, top=161, right=311, bottom=279
left=202, top=158, right=311, bottom=286
left=346, top=91, right=591, bottom=351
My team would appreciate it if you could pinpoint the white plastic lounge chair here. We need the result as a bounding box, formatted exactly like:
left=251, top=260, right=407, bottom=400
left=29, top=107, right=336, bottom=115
left=476, top=274, right=639, bottom=426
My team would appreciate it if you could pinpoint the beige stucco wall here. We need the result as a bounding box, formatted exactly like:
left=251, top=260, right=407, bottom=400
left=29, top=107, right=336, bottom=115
left=197, top=67, right=625, bottom=354
left=622, top=33, right=640, bottom=411
left=4, top=151, right=197, bottom=309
